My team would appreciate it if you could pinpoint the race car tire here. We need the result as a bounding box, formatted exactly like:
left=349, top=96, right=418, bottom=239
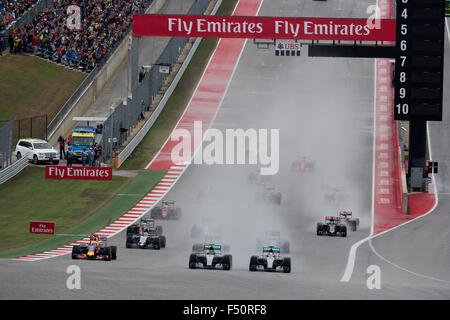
left=72, top=245, right=81, bottom=259
left=350, top=221, right=357, bottom=231
left=249, top=256, right=258, bottom=271
left=189, top=254, right=197, bottom=269
left=111, top=246, right=117, bottom=260
left=340, top=226, right=347, bottom=237
left=126, top=240, right=133, bottom=248
left=355, top=218, right=360, bottom=226
left=159, top=235, right=166, bottom=248
left=127, top=225, right=139, bottom=236
left=222, top=255, right=232, bottom=270
left=283, top=257, right=291, bottom=273
left=154, top=237, right=161, bottom=250
left=104, top=247, right=112, bottom=261
left=192, top=243, right=203, bottom=252
left=316, top=223, right=323, bottom=236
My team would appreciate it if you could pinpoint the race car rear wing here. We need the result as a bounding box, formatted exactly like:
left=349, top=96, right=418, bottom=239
left=204, top=244, right=221, bottom=250
left=263, top=247, right=280, bottom=253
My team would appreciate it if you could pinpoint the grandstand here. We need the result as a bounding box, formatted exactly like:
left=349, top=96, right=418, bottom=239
left=0, top=0, right=39, bottom=32
left=2, top=0, right=153, bottom=72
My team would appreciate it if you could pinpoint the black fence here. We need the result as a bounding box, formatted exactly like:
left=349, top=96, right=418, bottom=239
left=0, top=118, right=14, bottom=168
left=0, top=114, right=48, bottom=147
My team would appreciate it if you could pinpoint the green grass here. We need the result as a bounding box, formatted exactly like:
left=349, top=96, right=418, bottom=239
left=0, top=166, right=131, bottom=253
left=119, top=0, right=239, bottom=170
left=0, top=54, right=86, bottom=122
left=0, top=169, right=166, bottom=258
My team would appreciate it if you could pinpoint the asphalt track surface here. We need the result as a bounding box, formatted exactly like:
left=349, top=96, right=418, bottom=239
left=0, top=1, right=448, bottom=300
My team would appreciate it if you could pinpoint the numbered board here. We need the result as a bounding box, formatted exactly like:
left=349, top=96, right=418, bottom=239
left=394, top=0, right=445, bottom=121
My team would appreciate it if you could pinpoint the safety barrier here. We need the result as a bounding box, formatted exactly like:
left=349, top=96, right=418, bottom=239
left=0, top=156, right=27, bottom=185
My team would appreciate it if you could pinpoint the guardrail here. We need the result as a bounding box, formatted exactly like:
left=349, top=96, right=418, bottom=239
left=0, top=156, right=27, bottom=185
left=116, top=0, right=223, bottom=167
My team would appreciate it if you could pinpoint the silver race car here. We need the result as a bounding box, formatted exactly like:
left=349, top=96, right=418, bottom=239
left=249, top=246, right=291, bottom=273
left=256, top=230, right=290, bottom=253
left=189, top=244, right=232, bottom=270
left=126, top=218, right=166, bottom=249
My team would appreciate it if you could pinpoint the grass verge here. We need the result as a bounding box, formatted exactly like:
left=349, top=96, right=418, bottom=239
left=0, top=169, right=166, bottom=258
left=0, top=54, right=86, bottom=122
left=119, top=0, right=239, bottom=170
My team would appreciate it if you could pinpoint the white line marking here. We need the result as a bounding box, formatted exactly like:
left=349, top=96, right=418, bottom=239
left=341, top=112, right=439, bottom=282
left=368, top=239, right=450, bottom=284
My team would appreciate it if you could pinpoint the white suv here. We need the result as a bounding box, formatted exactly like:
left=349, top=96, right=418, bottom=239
left=15, top=139, right=60, bottom=165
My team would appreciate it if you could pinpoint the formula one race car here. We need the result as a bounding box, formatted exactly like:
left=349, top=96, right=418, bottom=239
left=316, top=216, right=347, bottom=237
left=150, top=200, right=181, bottom=219
left=291, top=156, right=315, bottom=172
left=255, top=185, right=282, bottom=205
left=189, top=244, right=232, bottom=270
left=126, top=218, right=166, bottom=249
left=256, top=230, right=290, bottom=253
left=339, top=211, right=360, bottom=231
left=248, top=168, right=273, bottom=185
left=72, top=235, right=117, bottom=261
left=249, top=246, right=291, bottom=273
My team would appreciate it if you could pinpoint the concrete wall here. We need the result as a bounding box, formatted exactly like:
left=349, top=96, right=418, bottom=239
left=48, top=0, right=167, bottom=145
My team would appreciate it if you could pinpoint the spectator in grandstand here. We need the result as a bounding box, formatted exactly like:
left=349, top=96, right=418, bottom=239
left=5, top=0, right=153, bottom=71
left=13, top=36, right=20, bottom=53
left=0, top=0, right=39, bottom=32
left=57, top=135, right=66, bottom=160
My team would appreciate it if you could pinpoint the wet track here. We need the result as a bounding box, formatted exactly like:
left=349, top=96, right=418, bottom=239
left=1, top=1, right=450, bottom=299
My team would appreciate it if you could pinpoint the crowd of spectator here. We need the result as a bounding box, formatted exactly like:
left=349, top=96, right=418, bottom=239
left=0, top=0, right=39, bottom=32
left=2, top=0, right=153, bottom=72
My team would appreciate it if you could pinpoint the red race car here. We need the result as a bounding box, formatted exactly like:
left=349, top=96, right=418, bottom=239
left=72, top=235, right=117, bottom=261
left=291, top=157, right=315, bottom=171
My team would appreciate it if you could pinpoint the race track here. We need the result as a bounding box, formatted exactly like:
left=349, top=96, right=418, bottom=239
left=1, top=0, right=449, bottom=300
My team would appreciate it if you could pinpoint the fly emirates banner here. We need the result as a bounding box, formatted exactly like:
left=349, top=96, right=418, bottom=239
left=132, top=15, right=396, bottom=41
